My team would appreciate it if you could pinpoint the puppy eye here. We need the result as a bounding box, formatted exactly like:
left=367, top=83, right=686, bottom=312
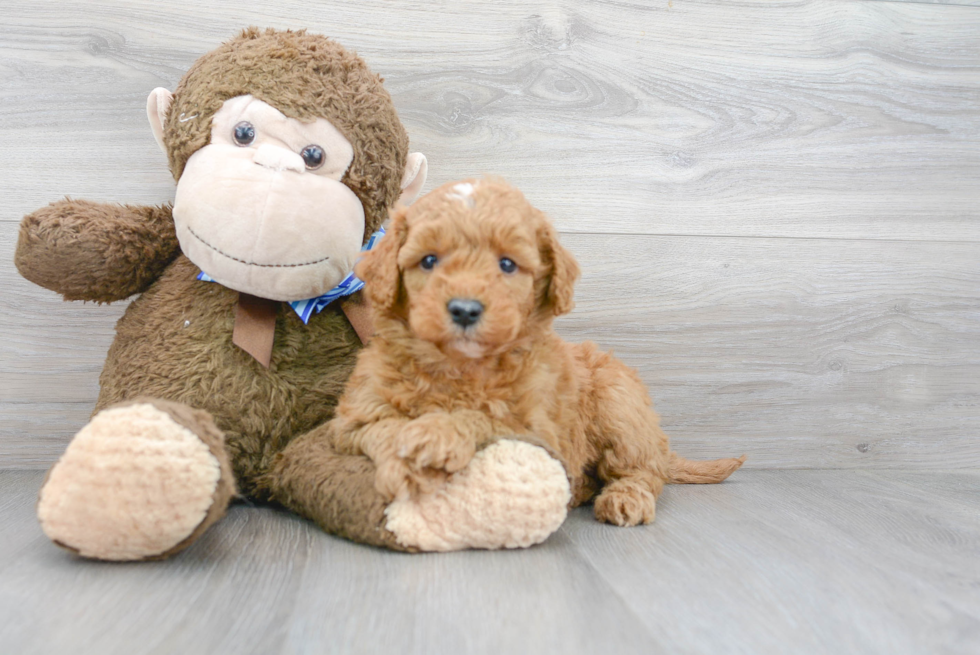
left=499, top=257, right=517, bottom=274
left=420, top=254, right=438, bottom=270
left=233, top=121, right=255, bottom=146
left=301, top=145, right=325, bottom=170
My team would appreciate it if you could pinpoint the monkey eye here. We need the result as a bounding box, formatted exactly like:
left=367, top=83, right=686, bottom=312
left=233, top=121, right=255, bottom=146
left=301, top=145, right=325, bottom=170
left=420, top=254, right=438, bottom=270
left=499, top=257, right=517, bottom=274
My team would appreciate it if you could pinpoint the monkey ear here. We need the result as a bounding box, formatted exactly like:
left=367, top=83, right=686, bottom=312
left=397, top=153, right=427, bottom=205
left=540, top=220, right=581, bottom=317
left=355, top=206, right=409, bottom=311
left=146, top=88, right=173, bottom=154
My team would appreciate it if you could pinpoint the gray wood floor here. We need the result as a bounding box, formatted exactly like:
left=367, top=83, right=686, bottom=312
left=1, top=469, right=978, bottom=655
left=2, top=2, right=979, bottom=654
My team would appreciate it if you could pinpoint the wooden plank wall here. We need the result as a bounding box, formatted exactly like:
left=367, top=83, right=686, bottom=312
left=1, top=0, right=978, bottom=469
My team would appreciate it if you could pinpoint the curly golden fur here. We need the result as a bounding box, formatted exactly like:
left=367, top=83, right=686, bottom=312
left=328, top=179, right=744, bottom=526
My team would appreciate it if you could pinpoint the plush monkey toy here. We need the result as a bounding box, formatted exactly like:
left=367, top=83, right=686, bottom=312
left=15, top=28, right=570, bottom=560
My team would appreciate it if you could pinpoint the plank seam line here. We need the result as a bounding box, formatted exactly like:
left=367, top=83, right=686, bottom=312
left=561, top=230, right=980, bottom=245
left=556, top=522, right=664, bottom=642
left=873, top=0, right=980, bottom=8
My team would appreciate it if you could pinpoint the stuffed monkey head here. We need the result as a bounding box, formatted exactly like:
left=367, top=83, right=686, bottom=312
left=146, top=27, right=427, bottom=301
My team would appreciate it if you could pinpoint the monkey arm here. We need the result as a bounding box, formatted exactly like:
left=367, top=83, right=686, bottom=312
left=15, top=199, right=179, bottom=302
left=266, top=423, right=412, bottom=551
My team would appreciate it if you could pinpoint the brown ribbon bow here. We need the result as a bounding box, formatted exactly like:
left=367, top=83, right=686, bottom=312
left=232, top=292, right=373, bottom=367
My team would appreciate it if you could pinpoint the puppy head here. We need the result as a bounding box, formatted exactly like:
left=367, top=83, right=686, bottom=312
left=356, top=178, right=579, bottom=359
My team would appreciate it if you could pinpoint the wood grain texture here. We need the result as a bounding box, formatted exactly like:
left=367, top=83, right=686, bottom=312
left=1, top=1, right=979, bottom=470
left=4, top=223, right=978, bottom=469
left=1, top=0, right=979, bottom=240
left=559, top=233, right=980, bottom=469
left=879, top=0, right=980, bottom=6
left=563, top=468, right=980, bottom=655
left=1, top=469, right=977, bottom=655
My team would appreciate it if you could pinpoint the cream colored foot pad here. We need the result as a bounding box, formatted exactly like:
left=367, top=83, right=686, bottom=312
left=385, top=440, right=571, bottom=552
left=37, top=403, right=221, bottom=560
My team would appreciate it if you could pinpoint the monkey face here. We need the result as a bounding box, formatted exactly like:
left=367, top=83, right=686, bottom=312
left=148, top=30, right=429, bottom=303
left=173, top=95, right=366, bottom=301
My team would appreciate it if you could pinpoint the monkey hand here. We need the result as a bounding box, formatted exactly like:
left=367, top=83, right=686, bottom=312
left=16, top=200, right=178, bottom=302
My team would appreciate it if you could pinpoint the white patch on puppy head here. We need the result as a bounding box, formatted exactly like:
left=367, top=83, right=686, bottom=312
left=447, top=182, right=477, bottom=209
left=452, top=182, right=475, bottom=197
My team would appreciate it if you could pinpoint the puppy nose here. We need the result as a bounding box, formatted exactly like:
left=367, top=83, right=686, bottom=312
left=447, top=298, right=484, bottom=327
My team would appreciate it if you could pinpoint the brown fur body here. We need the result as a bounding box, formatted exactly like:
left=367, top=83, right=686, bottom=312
left=329, top=180, right=744, bottom=525
left=97, top=254, right=361, bottom=494
left=15, top=29, right=423, bottom=553
left=17, top=196, right=404, bottom=547
left=16, top=201, right=359, bottom=492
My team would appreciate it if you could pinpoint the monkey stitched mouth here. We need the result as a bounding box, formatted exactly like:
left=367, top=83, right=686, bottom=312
left=186, top=226, right=330, bottom=268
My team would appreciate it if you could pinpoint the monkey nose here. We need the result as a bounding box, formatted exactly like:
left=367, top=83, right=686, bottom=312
left=252, top=144, right=306, bottom=173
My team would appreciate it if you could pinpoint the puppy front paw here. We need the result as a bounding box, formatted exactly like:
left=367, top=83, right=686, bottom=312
left=373, top=413, right=476, bottom=500
left=396, top=413, right=477, bottom=474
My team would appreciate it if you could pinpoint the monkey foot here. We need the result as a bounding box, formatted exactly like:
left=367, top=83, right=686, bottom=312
left=383, top=439, right=571, bottom=551
left=37, top=400, right=234, bottom=561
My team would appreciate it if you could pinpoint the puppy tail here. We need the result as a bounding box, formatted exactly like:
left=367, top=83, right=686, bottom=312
left=667, top=452, right=746, bottom=484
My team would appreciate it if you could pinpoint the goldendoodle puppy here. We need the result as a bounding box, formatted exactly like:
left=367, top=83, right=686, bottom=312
left=328, top=178, right=744, bottom=527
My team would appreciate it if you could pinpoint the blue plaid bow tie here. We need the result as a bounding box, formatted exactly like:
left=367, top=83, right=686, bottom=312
left=197, top=226, right=385, bottom=324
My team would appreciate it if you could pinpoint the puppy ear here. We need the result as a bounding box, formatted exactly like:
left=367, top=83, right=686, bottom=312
left=539, top=220, right=580, bottom=316
left=356, top=206, right=409, bottom=311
